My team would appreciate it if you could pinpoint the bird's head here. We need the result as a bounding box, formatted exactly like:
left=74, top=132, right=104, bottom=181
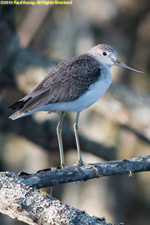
left=88, top=44, right=143, bottom=73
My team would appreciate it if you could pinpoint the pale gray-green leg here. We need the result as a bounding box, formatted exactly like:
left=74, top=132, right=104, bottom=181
left=73, top=112, right=84, bottom=164
left=56, top=112, right=65, bottom=167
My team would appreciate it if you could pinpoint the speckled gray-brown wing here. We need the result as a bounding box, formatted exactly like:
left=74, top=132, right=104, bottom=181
left=9, top=54, right=101, bottom=114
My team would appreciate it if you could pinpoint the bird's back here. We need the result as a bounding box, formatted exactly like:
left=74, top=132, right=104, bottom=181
left=9, top=53, right=110, bottom=120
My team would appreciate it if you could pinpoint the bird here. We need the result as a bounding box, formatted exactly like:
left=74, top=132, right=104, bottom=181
left=9, top=44, right=143, bottom=167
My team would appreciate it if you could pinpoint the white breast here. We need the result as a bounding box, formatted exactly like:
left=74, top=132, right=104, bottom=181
left=39, top=68, right=112, bottom=113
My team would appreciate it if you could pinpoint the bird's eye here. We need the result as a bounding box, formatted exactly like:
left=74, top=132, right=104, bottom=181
left=102, top=52, right=107, bottom=56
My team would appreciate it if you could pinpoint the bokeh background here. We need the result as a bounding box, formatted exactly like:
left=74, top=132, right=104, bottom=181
left=0, top=1, right=150, bottom=224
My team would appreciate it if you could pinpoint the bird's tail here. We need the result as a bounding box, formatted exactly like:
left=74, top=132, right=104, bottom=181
left=9, top=111, right=29, bottom=120
left=9, top=90, right=50, bottom=120
left=9, top=97, right=32, bottom=120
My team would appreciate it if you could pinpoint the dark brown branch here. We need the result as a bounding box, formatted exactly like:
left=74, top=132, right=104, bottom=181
left=93, top=82, right=150, bottom=127
left=119, top=124, right=150, bottom=144
left=19, top=155, right=150, bottom=188
left=0, top=104, right=116, bottom=161
left=0, top=172, right=110, bottom=225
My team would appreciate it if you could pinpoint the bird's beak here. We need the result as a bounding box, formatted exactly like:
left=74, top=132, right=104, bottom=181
left=114, top=59, right=143, bottom=74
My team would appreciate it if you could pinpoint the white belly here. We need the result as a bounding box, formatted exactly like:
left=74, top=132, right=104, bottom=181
left=39, top=70, right=112, bottom=113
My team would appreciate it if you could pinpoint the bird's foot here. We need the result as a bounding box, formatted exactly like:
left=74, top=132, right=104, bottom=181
left=60, top=164, right=65, bottom=169
left=77, top=160, right=100, bottom=176
left=77, top=160, right=94, bottom=168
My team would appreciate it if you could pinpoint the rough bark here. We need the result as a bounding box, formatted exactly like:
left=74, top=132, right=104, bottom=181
left=0, top=172, right=111, bottom=225
left=19, top=155, right=150, bottom=188
left=0, top=155, right=149, bottom=224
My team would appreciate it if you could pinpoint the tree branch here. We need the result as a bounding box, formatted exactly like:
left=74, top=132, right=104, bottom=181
left=0, top=104, right=116, bottom=161
left=93, top=82, right=150, bottom=127
left=19, top=155, right=150, bottom=188
left=0, top=172, right=111, bottom=225
left=0, top=156, right=149, bottom=224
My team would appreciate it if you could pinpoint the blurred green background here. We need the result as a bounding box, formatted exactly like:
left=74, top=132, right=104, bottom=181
left=0, top=1, right=150, bottom=224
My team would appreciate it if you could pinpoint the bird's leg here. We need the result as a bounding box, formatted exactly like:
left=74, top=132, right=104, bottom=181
left=56, top=111, right=65, bottom=167
left=73, top=112, right=84, bottom=165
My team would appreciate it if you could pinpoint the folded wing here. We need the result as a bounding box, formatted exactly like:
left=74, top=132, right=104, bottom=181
left=9, top=54, right=101, bottom=119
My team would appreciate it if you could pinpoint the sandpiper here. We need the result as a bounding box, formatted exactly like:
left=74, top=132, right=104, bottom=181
left=9, top=44, right=143, bottom=167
